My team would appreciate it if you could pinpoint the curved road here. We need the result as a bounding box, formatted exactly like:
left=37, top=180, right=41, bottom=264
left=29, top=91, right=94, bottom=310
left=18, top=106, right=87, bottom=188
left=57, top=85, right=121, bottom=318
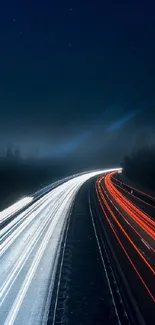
left=1, top=168, right=154, bottom=325
left=96, top=171, right=155, bottom=325
left=0, top=169, right=119, bottom=325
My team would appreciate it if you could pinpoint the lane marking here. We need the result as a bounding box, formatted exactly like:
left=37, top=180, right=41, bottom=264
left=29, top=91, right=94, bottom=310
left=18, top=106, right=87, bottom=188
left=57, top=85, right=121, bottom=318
left=89, top=193, right=121, bottom=325
left=141, top=239, right=150, bottom=250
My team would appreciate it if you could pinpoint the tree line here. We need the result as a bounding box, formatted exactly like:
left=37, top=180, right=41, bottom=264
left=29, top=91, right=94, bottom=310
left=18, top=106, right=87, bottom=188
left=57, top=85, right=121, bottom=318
left=121, top=145, right=155, bottom=190
left=0, top=146, right=70, bottom=210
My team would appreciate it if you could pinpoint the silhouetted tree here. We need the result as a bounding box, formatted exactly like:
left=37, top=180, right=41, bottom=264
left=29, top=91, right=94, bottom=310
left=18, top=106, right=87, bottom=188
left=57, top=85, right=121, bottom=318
left=6, top=145, right=14, bottom=160
left=14, top=146, right=21, bottom=160
left=122, top=145, right=155, bottom=190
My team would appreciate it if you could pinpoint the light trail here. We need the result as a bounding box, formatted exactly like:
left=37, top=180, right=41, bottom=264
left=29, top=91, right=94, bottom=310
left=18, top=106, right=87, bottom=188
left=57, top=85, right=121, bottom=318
left=97, top=179, right=155, bottom=275
left=96, top=184, right=155, bottom=303
left=0, top=197, right=33, bottom=224
left=112, top=175, right=155, bottom=202
left=111, top=176, right=155, bottom=222
left=96, top=172, right=155, bottom=305
left=105, top=172, right=155, bottom=239
left=99, top=179, right=155, bottom=253
left=0, top=168, right=120, bottom=325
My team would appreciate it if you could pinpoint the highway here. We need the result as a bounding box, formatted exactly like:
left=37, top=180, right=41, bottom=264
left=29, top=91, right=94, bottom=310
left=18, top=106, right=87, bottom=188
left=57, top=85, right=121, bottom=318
left=95, top=171, right=155, bottom=325
left=1, top=168, right=154, bottom=325
left=0, top=169, right=119, bottom=325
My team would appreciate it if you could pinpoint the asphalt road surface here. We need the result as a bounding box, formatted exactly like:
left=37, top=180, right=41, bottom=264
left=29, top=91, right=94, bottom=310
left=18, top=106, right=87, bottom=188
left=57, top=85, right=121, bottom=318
left=0, top=169, right=119, bottom=325
left=95, top=171, right=155, bottom=325
left=1, top=168, right=154, bottom=325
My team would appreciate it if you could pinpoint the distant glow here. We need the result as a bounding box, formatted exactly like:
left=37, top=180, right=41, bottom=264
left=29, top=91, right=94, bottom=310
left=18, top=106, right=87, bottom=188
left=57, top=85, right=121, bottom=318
left=0, top=197, right=33, bottom=223
left=44, top=132, right=89, bottom=158
left=108, top=109, right=142, bottom=131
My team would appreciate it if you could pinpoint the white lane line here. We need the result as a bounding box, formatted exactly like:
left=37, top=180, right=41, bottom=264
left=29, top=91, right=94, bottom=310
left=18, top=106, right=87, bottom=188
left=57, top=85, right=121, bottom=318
left=124, top=218, right=130, bottom=225
left=89, top=194, right=121, bottom=325
left=141, top=239, right=150, bottom=250
left=2, top=168, right=120, bottom=325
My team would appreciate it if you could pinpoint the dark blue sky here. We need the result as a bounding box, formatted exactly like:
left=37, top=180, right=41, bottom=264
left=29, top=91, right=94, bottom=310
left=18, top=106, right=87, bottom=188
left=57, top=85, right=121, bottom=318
left=0, top=1, right=155, bottom=165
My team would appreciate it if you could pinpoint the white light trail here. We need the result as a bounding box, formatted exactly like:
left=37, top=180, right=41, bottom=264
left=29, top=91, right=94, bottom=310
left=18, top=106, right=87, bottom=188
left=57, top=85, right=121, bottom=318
left=0, top=197, right=33, bottom=224
left=0, top=168, right=120, bottom=325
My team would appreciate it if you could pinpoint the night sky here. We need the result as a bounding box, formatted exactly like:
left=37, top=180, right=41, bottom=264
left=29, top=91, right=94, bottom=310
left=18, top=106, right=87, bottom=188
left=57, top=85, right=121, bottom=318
left=0, top=1, right=155, bottom=167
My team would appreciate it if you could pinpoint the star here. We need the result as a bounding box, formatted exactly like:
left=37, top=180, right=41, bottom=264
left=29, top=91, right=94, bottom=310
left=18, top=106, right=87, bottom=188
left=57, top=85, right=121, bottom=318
left=69, top=8, right=73, bottom=11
